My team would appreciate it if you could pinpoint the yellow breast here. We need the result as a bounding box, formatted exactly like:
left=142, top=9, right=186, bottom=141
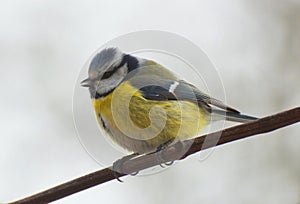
left=93, top=81, right=209, bottom=154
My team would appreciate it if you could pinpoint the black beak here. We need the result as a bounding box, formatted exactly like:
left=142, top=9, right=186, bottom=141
left=80, top=78, right=91, bottom=87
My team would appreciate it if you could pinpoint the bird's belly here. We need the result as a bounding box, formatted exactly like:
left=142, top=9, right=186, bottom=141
left=93, top=90, right=208, bottom=154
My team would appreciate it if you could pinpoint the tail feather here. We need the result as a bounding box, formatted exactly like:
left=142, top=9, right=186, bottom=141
left=210, top=109, right=258, bottom=123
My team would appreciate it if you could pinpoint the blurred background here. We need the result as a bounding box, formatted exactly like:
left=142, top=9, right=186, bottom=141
left=0, top=0, right=299, bottom=203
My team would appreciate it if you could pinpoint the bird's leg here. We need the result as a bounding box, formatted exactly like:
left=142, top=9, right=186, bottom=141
left=112, top=152, right=139, bottom=182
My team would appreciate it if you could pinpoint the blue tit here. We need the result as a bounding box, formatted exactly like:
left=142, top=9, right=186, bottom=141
left=81, top=47, right=257, bottom=155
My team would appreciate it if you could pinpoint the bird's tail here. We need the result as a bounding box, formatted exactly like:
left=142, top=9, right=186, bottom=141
left=210, top=109, right=258, bottom=123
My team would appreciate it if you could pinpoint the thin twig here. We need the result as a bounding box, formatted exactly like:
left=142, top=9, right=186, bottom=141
left=10, top=107, right=300, bottom=204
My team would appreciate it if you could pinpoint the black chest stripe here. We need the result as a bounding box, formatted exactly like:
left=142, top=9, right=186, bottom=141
left=98, top=113, right=108, bottom=131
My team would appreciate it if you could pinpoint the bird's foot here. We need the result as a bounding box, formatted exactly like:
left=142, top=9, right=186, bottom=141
left=155, top=140, right=176, bottom=167
left=112, top=153, right=139, bottom=182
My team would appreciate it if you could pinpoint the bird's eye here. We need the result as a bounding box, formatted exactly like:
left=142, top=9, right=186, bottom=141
left=101, top=71, right=114, bottom=80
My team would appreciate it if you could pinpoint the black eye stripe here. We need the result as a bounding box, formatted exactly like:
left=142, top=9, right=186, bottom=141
left=101, top=63, right=122, bottom=79
left=100, top=54, right=139, bottom=80
left=101, top=70, right=115, bottom=79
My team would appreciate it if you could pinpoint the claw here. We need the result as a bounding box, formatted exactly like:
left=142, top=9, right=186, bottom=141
left=159, top=161, right=174, bottom=168
left=129, top=170, right=139, bottom=176
left=164, top=160, right=174, bottom=166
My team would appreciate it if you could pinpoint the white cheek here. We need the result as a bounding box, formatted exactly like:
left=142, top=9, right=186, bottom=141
left=96, top=66, right=128, bottom=95
left=97, top=74, right=125, bottom=94
left=117, top=66, right=128, bottom=76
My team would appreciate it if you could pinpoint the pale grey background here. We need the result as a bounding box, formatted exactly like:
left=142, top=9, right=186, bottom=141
left=1, top=0, right=299, bottom=203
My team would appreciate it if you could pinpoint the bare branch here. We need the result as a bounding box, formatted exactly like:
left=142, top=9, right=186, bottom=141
left=10, top=107, right=300, bottom=204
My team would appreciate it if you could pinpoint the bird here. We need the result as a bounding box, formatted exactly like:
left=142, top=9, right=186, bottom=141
left=81, top=47, right=257, bottom=171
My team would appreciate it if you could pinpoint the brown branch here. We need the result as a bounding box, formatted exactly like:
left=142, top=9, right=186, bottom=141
left=10, top=107, right=300, bottom=204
